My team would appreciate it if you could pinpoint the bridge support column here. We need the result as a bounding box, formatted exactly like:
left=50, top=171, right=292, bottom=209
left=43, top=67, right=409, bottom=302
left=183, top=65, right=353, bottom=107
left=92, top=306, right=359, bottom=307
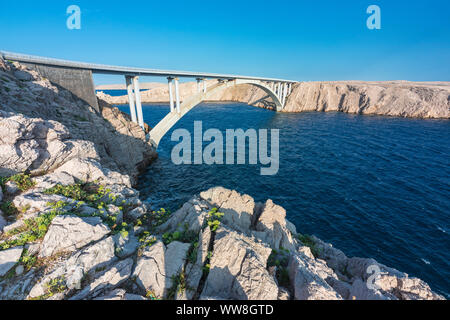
left=168, top=77, right=175, bottom=112
left=125, top=76, right=137, bottom=124
left=132, top=76, right=145, bottom=130
left=196, top=78, right=201, bottom=93
left=203, top=79, right=207, bottom=93
left=282, top=83, right=287, bottom=106
left=174, top=78, right=181, bottom=113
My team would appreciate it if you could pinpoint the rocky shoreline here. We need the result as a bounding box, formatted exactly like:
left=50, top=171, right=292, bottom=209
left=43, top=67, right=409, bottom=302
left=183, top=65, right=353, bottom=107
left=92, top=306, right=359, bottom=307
left=0, top=60, right=445, bottom=300
left=97, top=80, right=450, bottom=119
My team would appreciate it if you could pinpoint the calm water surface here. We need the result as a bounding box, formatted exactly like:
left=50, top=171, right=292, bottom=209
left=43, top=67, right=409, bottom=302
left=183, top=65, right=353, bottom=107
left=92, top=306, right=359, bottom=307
left=118, top=103, right=450, bottom=297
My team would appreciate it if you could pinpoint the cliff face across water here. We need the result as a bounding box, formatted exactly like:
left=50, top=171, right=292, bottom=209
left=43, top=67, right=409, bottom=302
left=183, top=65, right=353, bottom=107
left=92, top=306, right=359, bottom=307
left=98, top=80, right=450, bottom=119
left=0, top=60, right=445, bottom=300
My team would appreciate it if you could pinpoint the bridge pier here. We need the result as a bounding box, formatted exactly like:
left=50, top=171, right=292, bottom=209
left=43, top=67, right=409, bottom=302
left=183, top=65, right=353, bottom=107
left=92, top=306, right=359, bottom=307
left=125, top=76, right=137, bottom=123
left=132, top=76, right=145, bottom=130
left=282, top=83, right=287, bottom=105
left=174, top=78, right=181, bottom=113
left=196, top=78, right=201, bottom=93
left=168, top=77, right=175, bottom=112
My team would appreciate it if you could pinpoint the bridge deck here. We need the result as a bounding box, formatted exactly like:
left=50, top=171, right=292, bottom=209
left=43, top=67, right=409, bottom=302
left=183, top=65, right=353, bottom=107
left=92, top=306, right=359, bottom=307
left=0, top=51, right=296, bottom=83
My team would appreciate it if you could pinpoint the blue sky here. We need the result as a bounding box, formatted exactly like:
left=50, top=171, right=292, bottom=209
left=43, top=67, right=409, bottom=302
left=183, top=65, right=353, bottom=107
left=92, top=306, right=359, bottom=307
left=1, top=0, right=449, bottom=84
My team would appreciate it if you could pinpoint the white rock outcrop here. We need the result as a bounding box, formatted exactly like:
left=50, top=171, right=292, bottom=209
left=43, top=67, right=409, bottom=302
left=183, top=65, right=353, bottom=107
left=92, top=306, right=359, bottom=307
left=39, top=216, right=111, bottom=258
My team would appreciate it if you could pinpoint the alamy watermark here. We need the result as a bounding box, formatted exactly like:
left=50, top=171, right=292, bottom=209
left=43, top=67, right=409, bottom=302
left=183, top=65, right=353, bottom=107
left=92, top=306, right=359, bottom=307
left=366, top=264, right=382, bottom=290
left=366, top=5, right=381, bottom=30
left=171, top=121, right=279, bottom=176
left=66, top=5, right=81, bottom=30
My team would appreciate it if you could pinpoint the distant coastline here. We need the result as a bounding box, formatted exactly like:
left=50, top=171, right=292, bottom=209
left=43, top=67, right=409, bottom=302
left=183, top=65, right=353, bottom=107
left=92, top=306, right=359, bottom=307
left=97, top=80, right=450, bottom=119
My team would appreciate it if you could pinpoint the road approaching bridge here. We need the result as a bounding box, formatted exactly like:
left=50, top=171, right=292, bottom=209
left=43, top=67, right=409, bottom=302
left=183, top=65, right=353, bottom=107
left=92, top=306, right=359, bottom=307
left=1, top=51, right=297, bottom=146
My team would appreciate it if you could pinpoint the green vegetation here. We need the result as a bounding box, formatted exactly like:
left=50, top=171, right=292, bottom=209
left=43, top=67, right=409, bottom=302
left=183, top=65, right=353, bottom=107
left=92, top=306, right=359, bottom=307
left=167, top=271, right=189, bottom=300
left=44, top=183, right=113, bottom=207
left=0, top=173, right=35, bottom=193
left=19, top=249, right=37, bottom=271
left=206, top=207, right=224, bottom=232
left=44, top=182, right=130, bottom=236
left=297, top=234, right=322, bottom=258
left=186, top=241, right=199, bottom=264
left=202, top=251, right=213, bottom=274
left=138, top=231, right=157, bottom=250
left=145, top=290, right=159, bottom=300
left=0, top=201, right=19, bottom=218
left=267, top=248, right=291, bottom=288
left=0, top=201, right=66, bottom=250
left=31, top=277, right=67, bottom=300
left=162, top=224, right=197, bottom=246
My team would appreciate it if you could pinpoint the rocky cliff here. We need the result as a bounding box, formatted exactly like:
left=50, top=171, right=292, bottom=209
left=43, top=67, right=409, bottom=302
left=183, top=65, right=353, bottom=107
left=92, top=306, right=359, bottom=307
left=99, top=80, right=450, bottom=119
left=0, top=60, right=445, bottom=300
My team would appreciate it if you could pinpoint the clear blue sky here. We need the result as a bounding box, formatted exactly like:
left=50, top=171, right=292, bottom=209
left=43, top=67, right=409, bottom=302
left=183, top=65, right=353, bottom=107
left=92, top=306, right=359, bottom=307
left=1, top=0, right=449, bottom=85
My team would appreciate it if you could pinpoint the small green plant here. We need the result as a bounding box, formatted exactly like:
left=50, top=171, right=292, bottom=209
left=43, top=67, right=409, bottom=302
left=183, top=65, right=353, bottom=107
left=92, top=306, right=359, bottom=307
left=138, top=232, right=157, bottom=249
left=297, top=234, right=322, bottom=258
left=267, top=249, right=291, bottom=288
left=1, top=173, right=35, bottom=192
left=162, top=223, right=197, bottom=246
left=20, top=249, right=37, bottom=271
left=43, top=277, right=67, bottom=299
left=206, top=208, right=224, bottom=232
left=186, top=241, right=199, bottom=264
left=145, top=290, right=159, bottom=300
left=0, top=202, right=66, bottom=250
left=0, top=201, right=19, bottom=218
left=44, top=183, right=111, bottom=207
left=29, top=277, right=67, bottom=300
left=166, top=271, right=188, bottom=300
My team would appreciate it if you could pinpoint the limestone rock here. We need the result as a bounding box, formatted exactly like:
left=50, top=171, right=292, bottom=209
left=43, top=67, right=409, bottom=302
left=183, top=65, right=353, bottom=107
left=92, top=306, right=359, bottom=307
left=113, top=231, right=139, bottom=259
left=200, top=226, right=278, bottom=300
left=14, top=70, right=34, bottom=81
left=0, top=112, right=98, bottom=177
left=178, top=227, right=212, bottom=300
left=54, top=157, right=132, bottom=187
left=32, top=172, right=75, bottom=190
left=126, top=205, right=148, bottom=221
left=283, top=81, right=450, bottom=119
left=0, top=246, right=23, bottom=277
left=133, top=240, right=190, bottom=299
left=288, top=251, right=342, bottom=300
left=0, top=268, right=37, bottom=300
left=70, top=258, right=134, bottom=300
left=28, top=237, right=116, bottom=298
left=13, top=192, right=71, bottom=213
left=0, top=209, right=7, bottom=233
left=39, top=215, right=110, bottom=258
left=5, top=181, right=20, bottom=195
left=157, top=196, right=211, bottom=234
left=253, top=199, right=296, bottom=251
left=93, top=289, right=147, bottom=300
left=200, top=187, right=254, bottom=233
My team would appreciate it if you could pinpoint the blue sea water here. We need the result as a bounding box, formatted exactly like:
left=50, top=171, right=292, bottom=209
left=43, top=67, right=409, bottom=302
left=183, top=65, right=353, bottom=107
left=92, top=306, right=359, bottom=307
left=118, top=103, right=450, bottom=297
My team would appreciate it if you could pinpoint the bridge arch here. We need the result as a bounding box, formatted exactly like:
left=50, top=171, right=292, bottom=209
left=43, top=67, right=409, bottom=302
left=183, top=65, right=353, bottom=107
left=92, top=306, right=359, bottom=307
left=149, top=79, right=284, bottom=147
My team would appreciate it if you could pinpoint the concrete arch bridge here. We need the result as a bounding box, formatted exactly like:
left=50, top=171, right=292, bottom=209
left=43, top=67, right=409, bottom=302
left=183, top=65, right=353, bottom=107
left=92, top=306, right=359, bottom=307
left=1, top=51, right=297, bottom=147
